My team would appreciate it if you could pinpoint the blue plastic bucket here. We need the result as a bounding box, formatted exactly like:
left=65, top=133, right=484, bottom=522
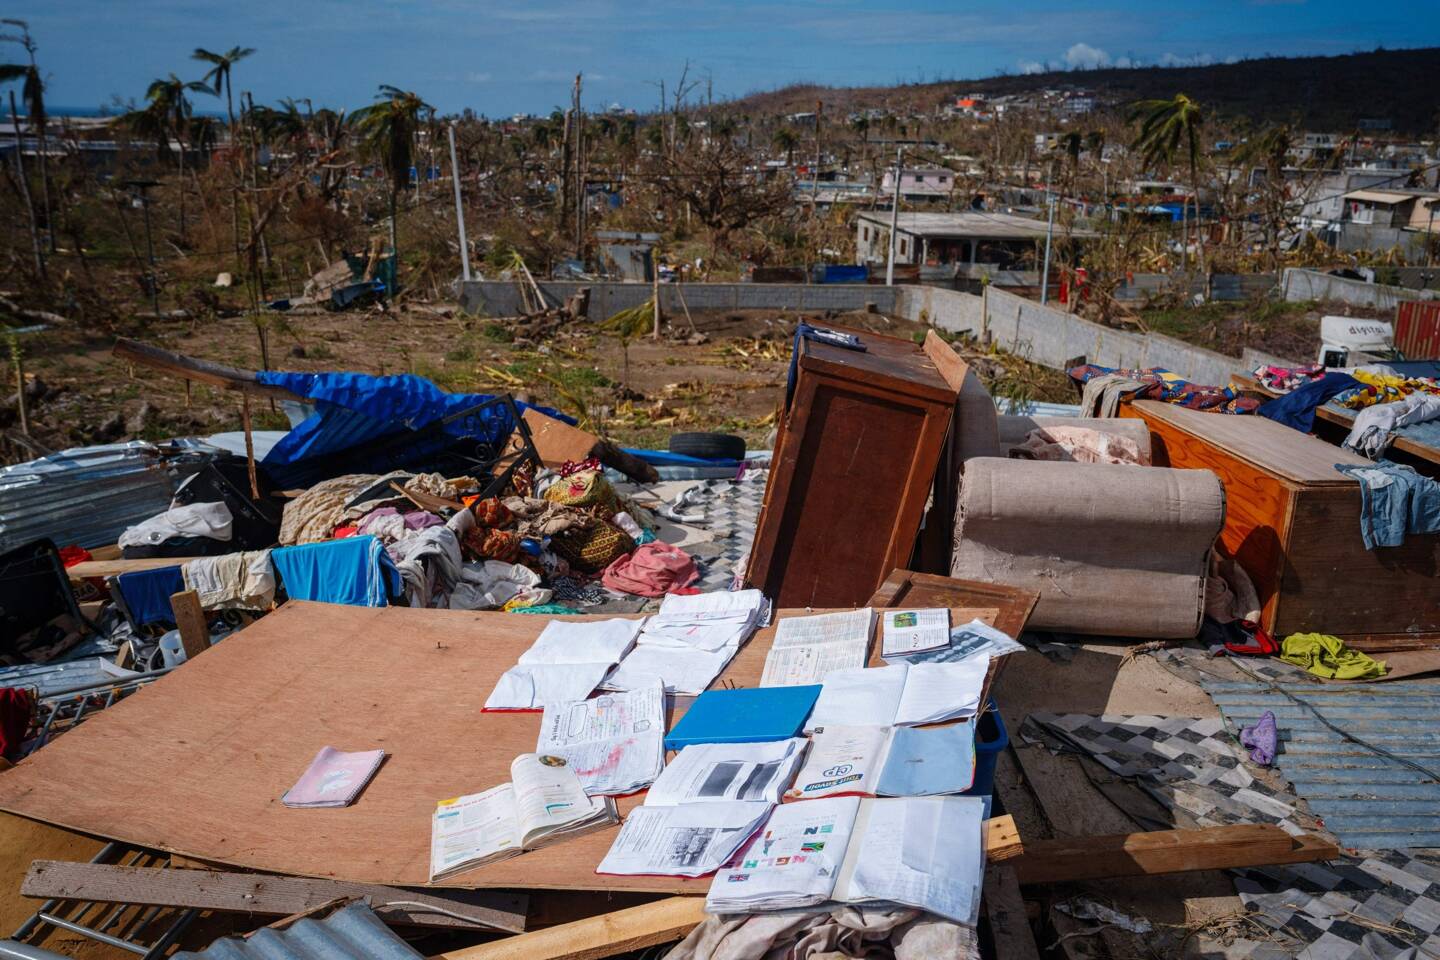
left=964, top=700, right=1008, bottom=797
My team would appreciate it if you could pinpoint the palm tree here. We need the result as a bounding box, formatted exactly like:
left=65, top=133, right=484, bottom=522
left=1130, top=93, right=1206, bottom=272
left=136, top=72, right=214, bottom=238
left=351, top=85, right=431, bottom=290
left=772, top=126, right=798, bottom=166
left=0, top=19, right=52, bottom=253
left=851, top=115, right=870, bottom=144
left=192, top=46, right=254, bottom=137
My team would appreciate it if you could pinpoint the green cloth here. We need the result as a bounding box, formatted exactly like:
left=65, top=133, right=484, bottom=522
left=1280, top=632, right=1387, bottom=680
left=509, top=603, right=582, bottom=615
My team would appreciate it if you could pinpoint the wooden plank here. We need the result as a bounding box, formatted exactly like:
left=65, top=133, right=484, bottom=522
left=112, top=337, right=305, bottom=402
left=0, top=602, right=989, bottom=894
left=983, top=864, right=1041, bottom=960
left=169, top=590, right=209, bottom=660
left=430, top=896, right=705, bottom=960
left=68, top=556, right=193, bottom=580
left=985, top=814, right=1023, bottom=862
left=1011, top=825, right=1338, bottom=885
left=21, top=860, right=528, bottom=933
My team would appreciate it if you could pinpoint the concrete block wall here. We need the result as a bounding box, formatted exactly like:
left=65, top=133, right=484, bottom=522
left=1280, top=268, right=1440, bottom=310
left=458, top=281, right=899, bottom=319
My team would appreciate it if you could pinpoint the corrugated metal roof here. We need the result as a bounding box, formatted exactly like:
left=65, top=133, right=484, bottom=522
left=1205, top=680, right=1440, bottom=849
left=173, top=903, right=423, bottom=960
left=0, top=442, right=207, bottom=552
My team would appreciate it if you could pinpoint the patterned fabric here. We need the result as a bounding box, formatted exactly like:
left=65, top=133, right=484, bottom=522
left=558, top=457, right=602, bottom=477
left=662, top=471, right=768, bottom=593
left=1253, top=362, right=1327, bottom=393
left=1334, top=373, right=1440, bottom=411
left=549, top=521, right=634, bottom=573
left=465, top=527, right=521, bottom=564
left=1069, top=364, right=1261, bottom=414
left=1023, top=712, right=1440, bottom=960
left=544, top=469, right=622, bottom=520
left=470, top=497, right=513, bottom=528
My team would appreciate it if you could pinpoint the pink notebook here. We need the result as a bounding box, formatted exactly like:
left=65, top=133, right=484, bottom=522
left=282, top=746, right=385, bottom=808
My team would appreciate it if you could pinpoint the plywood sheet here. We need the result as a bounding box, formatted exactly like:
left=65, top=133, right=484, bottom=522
left=0, top=601, right=1003, bottom=894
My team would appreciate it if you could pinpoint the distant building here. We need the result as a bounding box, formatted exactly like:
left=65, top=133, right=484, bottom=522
left=1341, top=188, right=1440, bottom=231
left=1034, top=132, right=1064, bottom=152
left=1062, top=96, right=1096, bottom=115
left=879, top=166, right=957, bottom=202
left=854, top=210, right=1096, bottom=269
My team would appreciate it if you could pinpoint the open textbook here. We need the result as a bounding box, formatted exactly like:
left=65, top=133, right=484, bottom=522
left=879, top=609, right=950, bottom=661
left=759, top=608, right=874, bottom=687
left=484, top=618, right=645, bottom=711
left=804, top=659, right=988, bottom=731
left=604, top=590, right=767, bottom=695
left=596, top=800, right=771, bottom=877
left=898, top=619, right=1025, bottom=666
left=536, top=680, right=665, bottom=796
left=648, top=738, right=809, bottom=806
left=428, top=753, right=618, bottom=880
left=706, top=795, right=987, bottom=924
left=784, top=723, right=975, bottom=800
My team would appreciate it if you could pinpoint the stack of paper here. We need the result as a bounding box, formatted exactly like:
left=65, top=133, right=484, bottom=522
left=281, top=746, right=385, bottom=808
left=895, top=619, right=1025, bottom=666
left=604, top=590, right=768, bottom=695
left=879, top=609, right=950, bottom=661
left=706, top=795, right=987, bottom=924
left=785, top=723, right=975, bottom=800
left=759, top=608, right=875, bottom=687
left=429, top=754, right=618, bottom=880
left=536, top=680, right=665, bottom=796
left=804, top=659, right=988, bottom=731
left=484, top=618, right=645, bottom=711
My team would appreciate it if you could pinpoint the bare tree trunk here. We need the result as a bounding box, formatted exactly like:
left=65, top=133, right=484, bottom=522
left=8, top=92, right=45, bottom=281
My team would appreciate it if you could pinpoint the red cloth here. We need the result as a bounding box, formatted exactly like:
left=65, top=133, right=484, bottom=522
left=0, top=688, right=34, bottom=762
left=602, top=542, right=700, bottom=598
left=331, top=525, right=359, bottom=539
left=58, top=546, right=93, bottom=567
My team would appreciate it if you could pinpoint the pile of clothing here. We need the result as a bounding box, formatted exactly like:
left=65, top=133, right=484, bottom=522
left=1252, top=362, right=1326, bottom=393
left=1069, top=364, right=1261, bottom=416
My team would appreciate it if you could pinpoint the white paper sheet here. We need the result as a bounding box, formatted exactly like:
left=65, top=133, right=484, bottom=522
left=760, top=608, right=875, bottom=687
left=838, top=796, right=986, bottom=925
left=706, top=796, right=862, bottom=912
left=648, top=738, right=809, bottom=805
left=603, top=589, right=766, bottom=693
left=536, top=681, right=665, bottom=796
left=880, top=609, right=950, bottom=659
left=601, top=643, right=740, bottom=696
left=484, top=662, right=614, bottom=711
left=519, top=618, right=645, bottom=665
left=596, top=801, right=771, bottom=877
left=893, top=658, right=989, bottom=726
left=785, top=725, right=891, bottom=800
left=901, top=619, right=1025, bottom=666
left=805, top=663, right=909, bottom=732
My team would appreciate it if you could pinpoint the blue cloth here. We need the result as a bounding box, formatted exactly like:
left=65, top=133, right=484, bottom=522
left=271, top=535, right=403, bottom=607
left=1257, top=373, right=1362, bottom=432
left=255, top=371, right=570, bottom=485
left=116, top=566, right=185, bottom=626
left=785, top=323, right=865, bottom=410
left=1333, top=461, right=1440, bottom=550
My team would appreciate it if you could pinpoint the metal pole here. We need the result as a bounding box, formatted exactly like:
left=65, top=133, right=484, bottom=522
left=446, top=124, right=472, bottom=282
left=1427, top=200, right=1436, bottom=271
left=1040, top=162, right=1056, bottom=305
left=886, top=146, right=903, bottom=286
left=139, top=190, right=159, bottom=315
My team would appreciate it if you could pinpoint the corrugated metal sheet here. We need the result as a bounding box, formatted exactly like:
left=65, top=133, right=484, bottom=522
left=1206, top=680, right=1440, bottom=849
left=0, top=442, right=207, bottom=553
left=993, top=398, right=1083, bottom=417
left=1396, top=300, right=1440, bottom=360
left=173, top=903, right=423, bottom=960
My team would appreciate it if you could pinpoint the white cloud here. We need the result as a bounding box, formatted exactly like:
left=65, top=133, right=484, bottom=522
left=1018, top=59, right=1047, bottom=75
left=1063, top=42, right=1111, bottom=69
left=466, top=71, right=493, bottom=83
left=1158, top=51, right=1216, bottom=67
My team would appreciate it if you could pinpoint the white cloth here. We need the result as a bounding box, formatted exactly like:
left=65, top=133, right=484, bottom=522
left=450, top=560, right=549, bottom=610
left=1343, top=393, right=1440, bottom=458
left=388, top=526, right=462, bottom=608
left=118, top=501, right=233, bottom=548
left=182, top=550, right=275, bottom=610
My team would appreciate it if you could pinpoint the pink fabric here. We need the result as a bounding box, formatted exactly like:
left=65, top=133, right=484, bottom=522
left=602, top=542, right=700, bottom=598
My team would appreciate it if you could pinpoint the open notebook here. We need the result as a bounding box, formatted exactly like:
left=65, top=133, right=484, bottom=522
left=804, top=659, right=988, bottom=732
left=784, top=723, right=975, bottom=800
left=706, top=795, right=986, bottom=925
left=429, top=753, right=618, bottom=880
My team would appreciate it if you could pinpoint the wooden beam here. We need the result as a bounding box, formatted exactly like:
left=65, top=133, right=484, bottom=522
left=112, top=337, right=304, bottom=402
left=21, top=860, right=528, bottom=933
left=169, top=590, right=210, bottom=660
left=1010, top=824, right=1338, bottom=886
left=431, top=896, right=704, bottom=960
left=67, top=557, right=196, bottom=580
left=983, top=864, right=1041, bottom=960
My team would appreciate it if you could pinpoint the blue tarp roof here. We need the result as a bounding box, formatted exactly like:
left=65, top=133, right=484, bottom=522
left=254, top=371, right=571, bottom=486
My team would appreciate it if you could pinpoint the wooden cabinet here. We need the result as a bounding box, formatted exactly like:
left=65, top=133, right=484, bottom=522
left=746, top=327, right=960, bottom=607
left=1122, top=400, right=1440, bottom=648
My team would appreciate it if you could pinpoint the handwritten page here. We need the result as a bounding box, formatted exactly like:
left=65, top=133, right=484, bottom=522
left=805, top=663, right=909, bottom=732
left=536, top=680, right=665, bottom=796
left=893, top=658, right=989, bottom=726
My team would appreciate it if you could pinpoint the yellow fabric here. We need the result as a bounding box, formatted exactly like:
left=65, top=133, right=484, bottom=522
left=1280, top=632, right=1387, bottom=680
left=1336, top=373, right=1440, bottom=411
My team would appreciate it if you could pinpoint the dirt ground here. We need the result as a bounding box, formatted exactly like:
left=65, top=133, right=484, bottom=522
left=5, top=304, right=1074, bottom=461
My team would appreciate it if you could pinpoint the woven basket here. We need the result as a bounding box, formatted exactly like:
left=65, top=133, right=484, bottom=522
left=550, top=521, right=634, bottom=573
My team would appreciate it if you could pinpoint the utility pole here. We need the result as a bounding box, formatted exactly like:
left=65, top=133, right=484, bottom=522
left=447, top=123, right=472, bottom=282
left=1040, top=160, right=1056, bottom=305
left=811, top=99, right=822, bottom=203
left=1427, top=199, right=1437, bottom=270
left=574, top=73, right=585, bottom=259
left=886, top=146, right=904, bottom=286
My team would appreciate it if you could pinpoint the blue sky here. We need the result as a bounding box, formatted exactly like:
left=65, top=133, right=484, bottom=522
left=18, top=0, right=1440, bottom=117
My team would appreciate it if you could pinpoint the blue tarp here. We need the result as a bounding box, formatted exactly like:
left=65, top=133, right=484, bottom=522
left=255, top=371, right=570, bottom=485
left=813, top=264, right=869, bottom=284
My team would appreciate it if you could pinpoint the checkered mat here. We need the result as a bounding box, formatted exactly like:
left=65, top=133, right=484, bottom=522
left=665, top=470, right=767, bottom=593
left=1023, top=713, right=1440, bottom=960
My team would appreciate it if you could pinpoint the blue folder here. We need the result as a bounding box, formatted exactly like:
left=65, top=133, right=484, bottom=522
left=665, top=685, right=822, bottom=751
